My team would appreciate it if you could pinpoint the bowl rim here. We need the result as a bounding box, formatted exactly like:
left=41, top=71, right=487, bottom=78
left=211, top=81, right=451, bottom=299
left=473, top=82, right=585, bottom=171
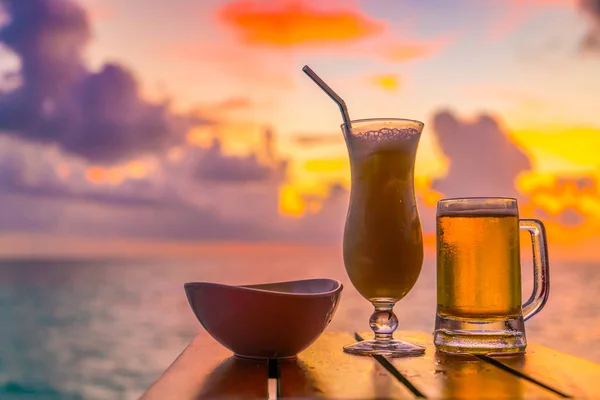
left=184, top=278, right=343, bottom=297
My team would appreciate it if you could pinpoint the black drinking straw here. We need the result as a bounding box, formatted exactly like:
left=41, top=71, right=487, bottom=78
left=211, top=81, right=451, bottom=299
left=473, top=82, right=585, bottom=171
left=302, top=65, right=352, bottom=129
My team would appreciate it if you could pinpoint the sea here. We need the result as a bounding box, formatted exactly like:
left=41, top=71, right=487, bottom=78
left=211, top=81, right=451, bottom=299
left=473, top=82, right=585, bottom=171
left=0, top=244, right=599, bottom=399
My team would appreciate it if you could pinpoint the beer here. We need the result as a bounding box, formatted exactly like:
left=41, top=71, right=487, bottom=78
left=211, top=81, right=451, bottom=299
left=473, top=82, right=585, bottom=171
left=343, top=140, right=423, bottom=301
left=437, top=212, right=522, bottom=319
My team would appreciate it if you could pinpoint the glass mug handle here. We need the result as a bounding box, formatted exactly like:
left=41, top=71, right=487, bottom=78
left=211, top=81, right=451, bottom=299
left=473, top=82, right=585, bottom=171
left=519, top=219, right=550, bottom=321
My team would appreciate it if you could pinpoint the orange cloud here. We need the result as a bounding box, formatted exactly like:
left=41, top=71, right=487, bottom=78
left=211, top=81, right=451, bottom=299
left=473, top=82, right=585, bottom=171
left=520, top=174, right=600, bottom=219
left=86, top=167, right=122, bottom=185
left=303, top=158, right=348, bottom=173
left=370, top=74, right=401, bottom=91
left=380, top=34, right=453, bottom=63
left=85, top=162, right=151, bottom=185
left=187, top=126, right=216, bottom=148
left=512, top=173, right=600, bottom=254
left=279, top=184, right=305, bottom=216
left=386, top=43, right=430, bottom=61
left=126, top=161, right=148, bottom=179
left=218, top=0, right=384, bottom=46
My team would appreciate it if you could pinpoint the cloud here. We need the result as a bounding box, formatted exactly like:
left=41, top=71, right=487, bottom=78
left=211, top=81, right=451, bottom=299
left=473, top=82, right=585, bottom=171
left=0, top=0, right=204, bottom=164
left=385, top=43, right=432, bottom=62
left=297, top=183, right=347, bottom=238
left=369, top=74, right=401, bottom=92
left=0, top=191, right=275, bottom=241
left=382, top=36, right=452, bottom=63
left=293, top=133, right=342, bottom=148
left=429, top=110, right=600, bottom=239
left=0, top=136, right=186, bottom=209
left=191, top=127, right=287, bottom=183
left=0, top=0, right=424, bottom=245
left=77, top=202, right=275, bottom=241
left=0, top=135, right=283, bottom=241
left=217, top=0, right=384, bottom=46
left=524, top=175, right=600, bottom=224
left=195, top=140, right=287, bottom=183
left=0, top=123, right=498, bottom=245
left=580, top=0, right=600, bottom=52
left=0, top=125, right=297, bottom=242
left=535, top=207, right=586, bottom=226
left=303, top=158, right=347, bottom=173
left=431, top=110, right=532, bottom=199
left=215, top=97, right=253, bottom=111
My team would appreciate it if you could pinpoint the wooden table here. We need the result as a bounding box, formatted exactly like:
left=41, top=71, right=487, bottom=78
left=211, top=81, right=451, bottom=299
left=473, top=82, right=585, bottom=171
left=142, top=331, right=600, bottom=399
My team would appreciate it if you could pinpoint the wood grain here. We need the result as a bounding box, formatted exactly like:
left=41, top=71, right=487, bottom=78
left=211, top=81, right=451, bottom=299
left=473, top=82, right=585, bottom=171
left=364, top=331, right=564, bottom=399
left=279, top=331, right=415, bottom=398
left=496, top=341, right=600, bottom=398
left=141, top=332, right=268, bottom=399
left=142, top=330, right=600, bottom=399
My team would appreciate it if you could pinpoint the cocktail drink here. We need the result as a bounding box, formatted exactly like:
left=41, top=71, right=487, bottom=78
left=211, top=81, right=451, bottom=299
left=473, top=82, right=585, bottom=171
left=300, top=66, right=426, bottom=356
left=342, top=119, right=425, bottom=356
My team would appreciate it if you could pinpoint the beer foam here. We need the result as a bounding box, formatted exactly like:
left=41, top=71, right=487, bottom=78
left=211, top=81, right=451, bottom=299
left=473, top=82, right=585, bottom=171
left=437, top=201, right=519, bottom=217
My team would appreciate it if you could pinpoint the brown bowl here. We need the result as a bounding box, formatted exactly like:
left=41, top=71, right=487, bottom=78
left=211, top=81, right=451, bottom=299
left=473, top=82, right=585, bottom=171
left=184, top=278, right=343, bottom=359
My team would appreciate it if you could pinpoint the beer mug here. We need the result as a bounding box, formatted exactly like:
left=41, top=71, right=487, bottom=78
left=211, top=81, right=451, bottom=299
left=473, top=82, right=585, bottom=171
left=434, top=197, right=549, bottom=355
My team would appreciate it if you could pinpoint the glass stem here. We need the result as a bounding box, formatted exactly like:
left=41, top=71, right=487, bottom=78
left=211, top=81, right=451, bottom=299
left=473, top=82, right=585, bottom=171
left=369, top=299, right=398, bottom=341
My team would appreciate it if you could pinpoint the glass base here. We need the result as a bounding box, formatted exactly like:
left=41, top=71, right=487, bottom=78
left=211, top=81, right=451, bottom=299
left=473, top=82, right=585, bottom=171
left=434, top=314, right=527, bottom=355
left=344, top=339, right=426, bottom=357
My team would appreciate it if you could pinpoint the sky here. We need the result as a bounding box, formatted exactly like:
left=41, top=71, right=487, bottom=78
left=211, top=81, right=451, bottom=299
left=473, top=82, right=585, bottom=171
left=0, top=0, right=599, bottom=257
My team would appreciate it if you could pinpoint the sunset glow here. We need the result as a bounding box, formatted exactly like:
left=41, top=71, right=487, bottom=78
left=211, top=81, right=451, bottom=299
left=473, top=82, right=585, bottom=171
left=218, top=0, right=384, bottom=46
left=0, top=0, right=598, bottom=257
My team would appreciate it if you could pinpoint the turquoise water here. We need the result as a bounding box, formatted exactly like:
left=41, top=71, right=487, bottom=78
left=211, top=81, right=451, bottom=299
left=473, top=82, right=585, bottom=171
left=1, top=246, right=599, bottom=399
